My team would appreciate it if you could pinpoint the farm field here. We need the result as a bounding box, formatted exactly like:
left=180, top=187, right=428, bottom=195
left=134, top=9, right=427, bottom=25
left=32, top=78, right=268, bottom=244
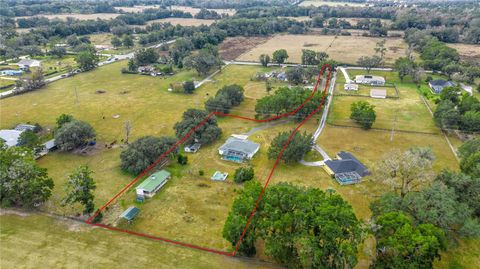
left=300, top=0, right=367, bottom=7
left=0, top=213, right=278, bottom=269
left=219, top=36, right=271, bottom=60
left=0, top=62, right=280, bottom=216
left=237, top=34, right=408, bottom=65
left=114, top=5, right=161, bottom=13
left=446, top=43, right=480, bottom=61
left=146, top=18, right=216, bottom=26
left=15, top=13, right=120, bottom=22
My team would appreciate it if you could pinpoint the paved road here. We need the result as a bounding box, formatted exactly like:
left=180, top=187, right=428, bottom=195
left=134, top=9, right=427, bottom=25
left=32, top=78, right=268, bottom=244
left=299, top=69, right=337, bottom=166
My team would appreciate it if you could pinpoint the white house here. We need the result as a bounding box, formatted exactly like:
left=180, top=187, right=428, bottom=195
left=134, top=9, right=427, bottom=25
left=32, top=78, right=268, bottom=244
left=16, top=59, right=41, bottom=69
left=355, top=75, right=385, bottom=86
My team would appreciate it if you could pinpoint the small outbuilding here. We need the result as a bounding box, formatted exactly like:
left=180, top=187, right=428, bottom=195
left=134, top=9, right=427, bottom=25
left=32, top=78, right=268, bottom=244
left=136, top=170, right=170, bottom=198
left=184, top=143, right=201, bottom=153
left=344, top=83, right=358, bottom=91
left=120, top=206, right=140, bottom=222
left=211, top=171, right=228, bottom=181
left=429, top=79, right=455, bottom=94
left=219, top=136, right=260, bottom=163
left=355, top=75, right=385, bottom=86
left=370, top=89, right=387, bottom=99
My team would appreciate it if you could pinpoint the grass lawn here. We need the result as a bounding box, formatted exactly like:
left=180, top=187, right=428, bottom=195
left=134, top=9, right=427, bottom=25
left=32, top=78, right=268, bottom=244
left=330, top=69, right=440, bottom=133
left=0, top=213, right=278, bottom=269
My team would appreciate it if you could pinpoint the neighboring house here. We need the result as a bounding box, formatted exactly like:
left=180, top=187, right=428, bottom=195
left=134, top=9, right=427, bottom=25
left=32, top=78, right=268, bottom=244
left=136, top=170, right=171, bottom=198
left=211, top=171, right=228, bottom=181
left=17, top=59, right=41, bottom=69
left=323, top=151, right=370, bottom=185
left=138, top=66, right=154, bottom=73
left=184, top=143, right=201, bottom=153
left=355, top=75, right=385, bottom=86
left=219, top=136, right=260, bottom=163
left=344, top=83, right=358, bottom=91
left=15, top=123, right=36, bottom=132
left=428, top=79, right=455, bottom=94
left=42, top=139, right=57, bottom=152
left=1, top=70, right=23, bottom=76
left=120, top=206, right=140, bottom=223
left=0, top=129, right=23, bottom=147
left=370, top=89, right=387, bottom=99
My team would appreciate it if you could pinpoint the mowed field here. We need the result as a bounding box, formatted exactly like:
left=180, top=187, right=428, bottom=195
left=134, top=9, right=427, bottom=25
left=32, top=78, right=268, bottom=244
left=446, top=43, right=480, bottom=61
left=0, top=213, right=279, bottom=269
left=330, top=69, right=439, bottom=134
left=237, top=34, right=408, bottom=65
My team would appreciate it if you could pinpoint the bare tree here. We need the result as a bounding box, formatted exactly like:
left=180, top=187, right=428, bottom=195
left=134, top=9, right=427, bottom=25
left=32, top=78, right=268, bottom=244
left=373, top=147, right=435, bottom=197
left=124, top=120, right=132, bottom=144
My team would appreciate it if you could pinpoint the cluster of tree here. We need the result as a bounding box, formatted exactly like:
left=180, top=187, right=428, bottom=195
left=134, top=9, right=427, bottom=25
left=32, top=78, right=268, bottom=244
left=369, top=144, right=480, bottom=267
left=223, top=181, right=363, bottom=268
left=111, top=35, right=134, bottom=48
left=255, top=87, right=325, bottom=121
left=183, top=45, right=223, bottom=75
left=205, top=84, right=244, bottom=114
left=433, top=87, right=480, bottom=133
left=301, top=49, right=329, bottom=65
left=350, top=101, right=376, bottom=129
left=75, top=45, right=99, bottom=71
left=268, top=131, right=313, bottom=163
left=233, top=166, right=254, bottom=183
left=133, top=48, right=160, bottom=66
left=215, top=17, right=301, bottom=37
left=0, top=143, right=54, bottom=208
left=1, top=0, right=117, bottom=17
left=62, top=165, right=97, bottom=215
left=405, top=29, right=480, bottom=83
left=15, top=68, right=45, bottom=93
left=194, top=8, right=221, bottom=20
left=174, top=109, right=222, bottom=145
left=120, top=136, right=177, bottom=175
left=54, top=114, right=96, bottom=151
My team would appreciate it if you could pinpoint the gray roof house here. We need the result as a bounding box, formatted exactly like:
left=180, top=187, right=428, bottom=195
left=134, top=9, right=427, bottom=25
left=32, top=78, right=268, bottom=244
left=324, top=151, right=369, bottom=185
left=429, top=79, right=455, bottom=94
left=14, top=124, right=36, bottom=132
left=0, top=129, right=23, bottom=147
left=219, top=136, right=260, bottom=162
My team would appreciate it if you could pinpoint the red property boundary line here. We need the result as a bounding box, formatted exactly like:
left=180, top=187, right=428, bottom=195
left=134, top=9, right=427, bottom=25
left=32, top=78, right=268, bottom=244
left=85, top=64, right=334, bottom=257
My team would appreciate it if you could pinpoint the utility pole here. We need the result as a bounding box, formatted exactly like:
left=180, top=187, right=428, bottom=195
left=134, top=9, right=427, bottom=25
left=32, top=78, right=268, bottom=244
left=74, top=87, right=79, bottom=105
left=390, top=114, right=397, bottom=142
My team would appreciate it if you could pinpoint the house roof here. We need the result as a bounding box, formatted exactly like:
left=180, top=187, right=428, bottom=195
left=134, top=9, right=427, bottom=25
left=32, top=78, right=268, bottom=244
left=15, top=124, right=36, bottom=132
left=120, top=206, right=140, bottom=221
left=0, top=129, right=23, bottom=147
left=43, top=139, right=56, bottom=150
left=429, top=79, right=454, bottom=87
left=185, top=143, right=201, bottom=150
left=17, top=59, right=41, bottom=67
left=136, top=170, right=170, bottom=193
left=325, top=151, right=369, bottom=177
left=219, top=137, right=260, bottom=156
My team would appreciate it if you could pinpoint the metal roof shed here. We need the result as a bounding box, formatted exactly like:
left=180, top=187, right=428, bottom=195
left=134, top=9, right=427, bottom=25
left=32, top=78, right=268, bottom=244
left=120, top=206, right=140, bottom=221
